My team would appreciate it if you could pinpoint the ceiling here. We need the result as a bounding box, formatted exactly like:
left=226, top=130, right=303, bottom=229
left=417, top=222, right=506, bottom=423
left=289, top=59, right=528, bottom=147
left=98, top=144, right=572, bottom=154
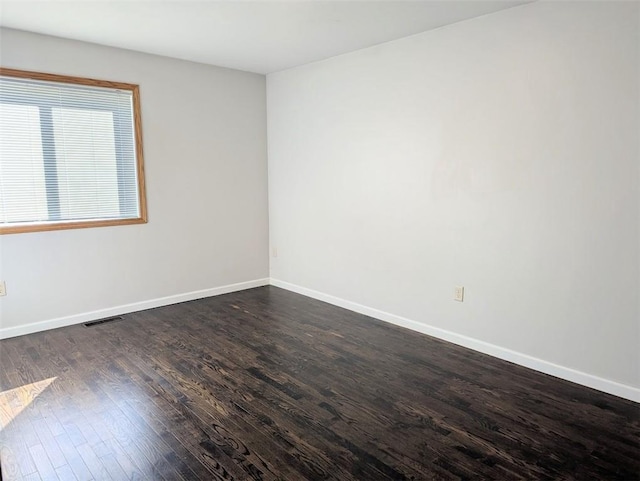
left=0, top=1, right=530, bottom=74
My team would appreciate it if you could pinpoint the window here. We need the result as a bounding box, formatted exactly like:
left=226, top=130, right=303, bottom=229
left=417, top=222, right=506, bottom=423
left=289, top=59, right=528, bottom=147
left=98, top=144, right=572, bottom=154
left=0, top=68, right=147, bottom=234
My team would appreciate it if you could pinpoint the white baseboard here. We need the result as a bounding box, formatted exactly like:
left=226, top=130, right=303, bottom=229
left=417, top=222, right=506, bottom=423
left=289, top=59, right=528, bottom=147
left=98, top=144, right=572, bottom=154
left=0, top=278, right=270, bottom=340
left=270, top=278, right=640, bottom=403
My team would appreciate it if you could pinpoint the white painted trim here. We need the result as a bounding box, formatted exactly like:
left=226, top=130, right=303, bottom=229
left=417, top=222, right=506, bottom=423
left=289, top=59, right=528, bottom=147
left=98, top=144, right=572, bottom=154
left=269, top=278, right=640, bottom=403
left=0, top=278, right=270, bottom=340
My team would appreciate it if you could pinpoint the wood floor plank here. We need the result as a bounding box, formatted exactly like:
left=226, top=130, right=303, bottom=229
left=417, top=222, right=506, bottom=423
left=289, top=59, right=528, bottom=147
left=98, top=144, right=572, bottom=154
left=53, top=464, right=77, bottom=481
left=1, top=286, right=638, bottom=480
left=74, top=442, right=110, bottom=481
left=53, top=432, right=94, bottom=481
left=27, top=444, right=58, bottom=481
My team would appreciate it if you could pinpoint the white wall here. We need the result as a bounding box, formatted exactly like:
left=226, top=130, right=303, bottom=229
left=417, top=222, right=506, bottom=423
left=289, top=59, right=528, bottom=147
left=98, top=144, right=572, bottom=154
left=0, top=28, right=269, bottom=334
left=268, top=1, right=639, bottom=392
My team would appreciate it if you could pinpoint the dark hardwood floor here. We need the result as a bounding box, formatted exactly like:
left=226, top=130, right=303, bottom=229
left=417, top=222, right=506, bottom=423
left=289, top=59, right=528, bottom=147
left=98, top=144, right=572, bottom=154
left=0, top=286, right=638, bottom=480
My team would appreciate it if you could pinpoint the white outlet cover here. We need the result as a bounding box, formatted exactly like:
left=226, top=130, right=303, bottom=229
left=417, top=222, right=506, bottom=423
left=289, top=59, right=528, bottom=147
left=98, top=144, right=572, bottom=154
left=454, top=286, right=464, bottom=302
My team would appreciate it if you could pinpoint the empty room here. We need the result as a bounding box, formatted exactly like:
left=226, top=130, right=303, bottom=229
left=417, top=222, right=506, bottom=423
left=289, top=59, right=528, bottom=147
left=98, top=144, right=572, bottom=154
left=0, top=0, right=638, bottom=480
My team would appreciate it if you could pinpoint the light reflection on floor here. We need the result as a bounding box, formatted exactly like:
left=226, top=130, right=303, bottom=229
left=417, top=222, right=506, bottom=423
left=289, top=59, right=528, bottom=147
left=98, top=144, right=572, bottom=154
left=0, top=377, right=57, bottom=432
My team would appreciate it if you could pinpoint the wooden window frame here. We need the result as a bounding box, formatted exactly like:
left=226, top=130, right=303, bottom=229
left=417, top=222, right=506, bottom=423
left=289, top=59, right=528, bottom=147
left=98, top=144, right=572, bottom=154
left=0, top=68, right=147, bottom=235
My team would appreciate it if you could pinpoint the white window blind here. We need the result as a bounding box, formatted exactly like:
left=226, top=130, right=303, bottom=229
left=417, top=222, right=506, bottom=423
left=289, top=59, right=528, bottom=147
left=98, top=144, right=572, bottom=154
left=0, top=70, right=146, bottom=234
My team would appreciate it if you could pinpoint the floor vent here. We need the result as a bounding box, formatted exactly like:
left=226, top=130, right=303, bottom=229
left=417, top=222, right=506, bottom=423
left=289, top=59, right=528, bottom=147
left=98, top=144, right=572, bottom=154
left=83, top=316, right=123, bottom=327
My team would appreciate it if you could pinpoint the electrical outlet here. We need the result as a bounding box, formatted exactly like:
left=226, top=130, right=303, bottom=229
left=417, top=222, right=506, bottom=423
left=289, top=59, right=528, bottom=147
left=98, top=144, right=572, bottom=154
left=454, top=286, right=464, bottom=302
left=0, top=281, right=6, bottom=297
